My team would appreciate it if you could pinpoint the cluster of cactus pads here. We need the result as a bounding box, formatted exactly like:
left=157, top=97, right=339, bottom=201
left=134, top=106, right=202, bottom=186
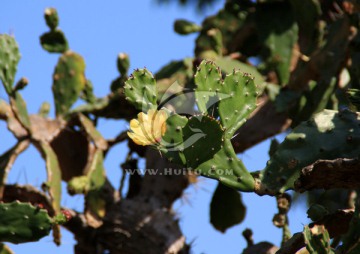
left=0, top=8, right=107, bottom=247
left=125, top=60, right=258, bottom=191
left=2, top=1, right=360, bottom=253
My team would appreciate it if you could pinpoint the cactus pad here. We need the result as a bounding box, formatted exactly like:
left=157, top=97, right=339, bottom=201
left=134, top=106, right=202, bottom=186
left=210, top=182, right=246, bottom=233
left=40, top=30, right=69, bottom=53
left=261, top=109, right=360, bottom=194
left=52, top=51, right=86, bottom=115
left=124, top=68, right=158, bottom=111
left=44, top=8, right=59, bottom=30
left=304, top=225, right=334, bottom=254
left=40, top=142, right=62, bottom=214
left=161, top=114, right=255, bottom=191
left=0, top=35, right=21, bottom=94
left=10, top=92, right=31, bottom=130
left=174, top=19, right=201, bottom=35
left=0, top=201, right=52, bottom=243
left=194, top=60, right=257, bottom=138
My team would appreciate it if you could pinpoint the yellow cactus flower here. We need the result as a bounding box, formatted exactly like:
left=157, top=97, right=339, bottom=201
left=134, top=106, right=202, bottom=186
left=127, top=109, right=168, bottom=146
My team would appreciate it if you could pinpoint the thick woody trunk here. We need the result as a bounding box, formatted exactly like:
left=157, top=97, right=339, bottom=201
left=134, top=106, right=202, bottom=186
left=91, top=149, right=189, bottom=254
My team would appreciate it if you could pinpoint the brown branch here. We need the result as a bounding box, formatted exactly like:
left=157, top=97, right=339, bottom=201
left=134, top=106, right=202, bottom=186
left=276, top=233, right=304, bottom=254
left=96, top=148, right=190, bottom=254
left=0, top=140, right=30, bottom=199
left=295, top=158, right=360, bottom=192
left=105, top=131, right=128, bottom=156
left=62, top=209, right=99, bottom=254
left=289, top=16, right=351, bottom=91
left=0, top=99, right=11, bottom=121
left=3, top=184, right=55, bottom=216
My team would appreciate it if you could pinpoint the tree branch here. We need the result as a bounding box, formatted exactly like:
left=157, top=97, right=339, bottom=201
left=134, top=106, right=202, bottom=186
left=295, top=158, right=360, bottom=192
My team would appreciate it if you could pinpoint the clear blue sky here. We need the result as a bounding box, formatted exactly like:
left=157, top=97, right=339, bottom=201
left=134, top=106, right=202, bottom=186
left=0, top=1, right=309, bottom=253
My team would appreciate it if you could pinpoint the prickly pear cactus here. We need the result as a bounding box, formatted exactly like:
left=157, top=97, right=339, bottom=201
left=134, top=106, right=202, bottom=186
left=38, top=102, right=51, bottom=117
left=40, top=30, right=69, bottom=53
left=256, top=1, right=298, bottom=86
left=10, top=92, right=31, bottom=130
left=127, top=60, right=258, bottom=191
left=44, top=8, right=59, bottom=30
left=0, top=201, right=52, bottom=243
left=0, top=34, right=21, bottom=94
left=52, top=51, right=86, bottom=115
left=304, top=225, right=334, bottom=254
left=117, top=53, right=130, bottom=77
left=68, top=149, right=107, bottom=218
left=40, top=142, right=62, bottom=214
left=174, top=19, right=201, bottom=35
left=260, top=109, right=360, bottom=194
left=124, top=68, right=158, bottom=111
left=194, top=61, right=257, bottom=139
left=40, top=8, right=68, bottom=53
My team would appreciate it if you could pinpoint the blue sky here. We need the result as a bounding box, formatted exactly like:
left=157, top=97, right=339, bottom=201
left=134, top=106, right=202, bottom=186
left=0, top=1, right=309, bottom=253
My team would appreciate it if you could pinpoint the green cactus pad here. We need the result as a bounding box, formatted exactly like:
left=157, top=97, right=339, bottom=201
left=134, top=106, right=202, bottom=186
left=44, top=8, right=59, bottom=30
left=161, top=113, right=255, bottom=191
left=10, top=92, right=31, bottom=130
left=117, top=53, right=130, bottom=77
left=174, top=19, right=201, bottom=35
left=161, top=114, right=222, bottom=168
left=0, top=35, right=21, bottom=94
left=261, top=109, right=360, bottom=193
left=182, top=115, right=223, bottom=169
left=210, top=183, right=246, bottom=233
left=52, top=51, right=86, bottom=116
left=67, top=176, right=88, bottom=195
left=40, top=142, right=62, bottom=214
left=194, top=138, right=255, bottom=191
left=0, top=201, right=52, bottom=244
left=68, top=149, right=106, bottom=218
left=40, top=30, right=69, bottom=53
left=194, top=60, right=257, bottom=138
left=256, top=1, right=298, bottom=86
left=85, top=149, right=106, bottom=218
left=160, top=114, right=188, bottom=165
left=38, top=102, right=51, bottom=117
left=194, top=61, right=222, bottom=115
left=215, top=57, right=265, bottom=94
left=80, top=80, right=96, bottom=103
left=124, top=68, right=158, bottom=111
left=304, top=225, right=334, bottom=254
